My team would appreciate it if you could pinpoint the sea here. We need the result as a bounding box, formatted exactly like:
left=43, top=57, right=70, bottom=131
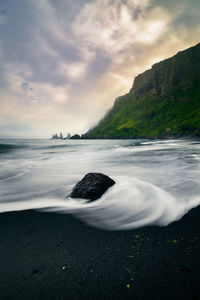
left=0, top=138, right=200, bottom=230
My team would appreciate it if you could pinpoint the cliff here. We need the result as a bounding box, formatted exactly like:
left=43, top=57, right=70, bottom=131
left=84, top=43, right=200, bottom=139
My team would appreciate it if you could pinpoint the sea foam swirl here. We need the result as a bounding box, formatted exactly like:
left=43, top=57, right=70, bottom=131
left=0, top=138, right=200, bottom=230
left=1, top=176, right=200, bottom=231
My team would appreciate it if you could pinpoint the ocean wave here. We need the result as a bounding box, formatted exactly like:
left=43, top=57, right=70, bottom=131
left=1, top=176, right=199, bottom=231
left=46, top=144, right=75, bottom=149
left=0, top=169, right=30, bottom=182
left=0, top=141, right=83, bottom=153
left=55, top=176, right=198, bottom=230
left=0, top=143, right=27, bottom=153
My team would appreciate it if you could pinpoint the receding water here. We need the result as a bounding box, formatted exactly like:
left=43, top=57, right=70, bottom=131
left=0, top=138, right=200, bottom=230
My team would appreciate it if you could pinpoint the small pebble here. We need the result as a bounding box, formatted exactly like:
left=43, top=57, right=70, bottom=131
left=32, top=269, right=39, bottom=275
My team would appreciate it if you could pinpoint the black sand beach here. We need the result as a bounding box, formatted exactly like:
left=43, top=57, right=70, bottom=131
left=0, top=207, right=200, bottom=300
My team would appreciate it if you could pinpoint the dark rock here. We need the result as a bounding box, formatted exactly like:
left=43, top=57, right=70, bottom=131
left=69, top=173, right=115, bottom=202
left=184, top=266, right=191, bottom=273
left=70, top=134, right=81, bottom=139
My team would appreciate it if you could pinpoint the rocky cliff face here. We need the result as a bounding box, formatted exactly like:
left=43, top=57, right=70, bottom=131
left=132, top=43, right=200, bottom=99
left=84, top=43, right=200, bottom=139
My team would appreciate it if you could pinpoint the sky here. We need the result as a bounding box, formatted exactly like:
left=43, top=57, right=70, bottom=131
left=0, top=0, right=200, bottom=138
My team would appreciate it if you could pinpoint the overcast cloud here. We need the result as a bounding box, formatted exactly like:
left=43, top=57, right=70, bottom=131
left=0, top=0, right=200, bottom=138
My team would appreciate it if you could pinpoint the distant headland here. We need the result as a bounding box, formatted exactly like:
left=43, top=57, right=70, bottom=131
left=84, top=42, right=200, bottom=139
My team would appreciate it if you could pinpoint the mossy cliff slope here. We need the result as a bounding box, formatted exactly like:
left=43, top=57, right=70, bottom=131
left=85, top=43, right=200, bottom=138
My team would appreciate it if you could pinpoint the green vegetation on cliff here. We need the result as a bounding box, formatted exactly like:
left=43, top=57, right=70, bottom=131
left=84, top=43, right=200, bottom=138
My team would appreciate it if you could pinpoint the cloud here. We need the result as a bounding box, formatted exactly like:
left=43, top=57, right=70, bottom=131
left=71, top=0, right=169, bottom=56
left=60, top=62, right=87, bottom=79
left=0, top=5, right=8, bottom=26
left=0, top=0, right=200, bottom=138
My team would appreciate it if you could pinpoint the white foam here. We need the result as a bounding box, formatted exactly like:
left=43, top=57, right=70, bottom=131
left=1, top=176, right=199, bottom=231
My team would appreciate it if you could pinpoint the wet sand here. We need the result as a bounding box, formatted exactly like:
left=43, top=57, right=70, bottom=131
left=0, top=207, right=200, bottom=299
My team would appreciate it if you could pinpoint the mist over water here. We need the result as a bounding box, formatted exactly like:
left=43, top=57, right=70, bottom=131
left=0, top=139, right=200, bottom=230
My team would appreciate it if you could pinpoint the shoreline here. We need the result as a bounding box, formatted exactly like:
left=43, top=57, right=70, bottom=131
left=80, top=135, right=200, bottom=140
left=0, top=206, right=200, bottom=299
left=1, top=136, right=200, bottom=141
